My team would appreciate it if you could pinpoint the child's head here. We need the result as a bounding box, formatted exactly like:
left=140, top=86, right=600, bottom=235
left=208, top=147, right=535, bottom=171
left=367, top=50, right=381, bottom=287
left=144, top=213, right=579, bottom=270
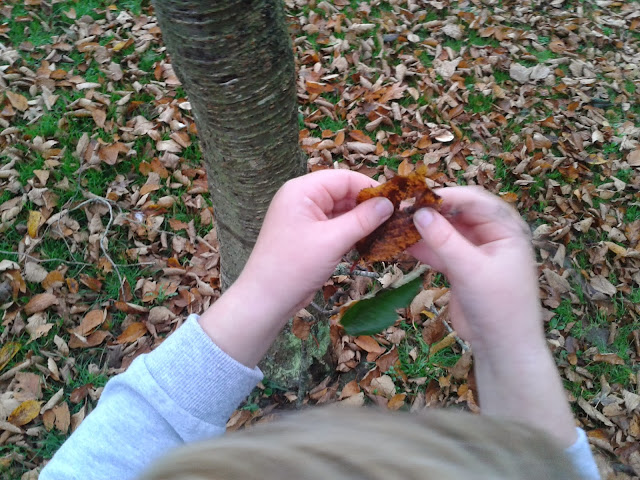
left=139, top=407, right=579, bottom=480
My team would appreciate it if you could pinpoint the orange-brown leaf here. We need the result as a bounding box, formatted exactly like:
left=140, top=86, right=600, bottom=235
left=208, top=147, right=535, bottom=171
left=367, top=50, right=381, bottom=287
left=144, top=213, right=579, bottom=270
left=355, top=166, right=442, bottom=263
left=73, top=310, right=106, bottom=336
left=42, top=270, right=64, bottom=290
left=117, top=322, right=148, bottom=344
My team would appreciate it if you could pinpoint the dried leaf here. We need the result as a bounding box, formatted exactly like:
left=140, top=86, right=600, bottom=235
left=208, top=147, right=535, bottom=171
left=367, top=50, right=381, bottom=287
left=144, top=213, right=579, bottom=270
left=42, top=270, right=64, bottom=290
left=27, top=211, right=41, bottom=238
left=0, top=342, right=21, bottom=372
left=116, top=322, right=148, bottom=344
left=6, top=91, right=29, bottom=111
left=73, top=309, right=106, bottom=336
left=24, top=293, right=58, bottom=315
left=593, top=353, right=625, bottom=365
left=355, top=166, right=442, bottom=263
left=387, top=393, right=406, bottom=410
left=8, top=400, right=41, bottom=426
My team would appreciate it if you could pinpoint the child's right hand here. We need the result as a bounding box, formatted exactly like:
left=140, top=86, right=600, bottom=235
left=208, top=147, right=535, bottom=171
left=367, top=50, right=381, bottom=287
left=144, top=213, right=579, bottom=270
left=409, top=186, right=544, bottom=356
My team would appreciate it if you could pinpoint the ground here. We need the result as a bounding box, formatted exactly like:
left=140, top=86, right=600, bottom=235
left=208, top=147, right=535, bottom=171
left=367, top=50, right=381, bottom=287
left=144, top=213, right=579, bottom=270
left=0, top=0, right=639, bottom=478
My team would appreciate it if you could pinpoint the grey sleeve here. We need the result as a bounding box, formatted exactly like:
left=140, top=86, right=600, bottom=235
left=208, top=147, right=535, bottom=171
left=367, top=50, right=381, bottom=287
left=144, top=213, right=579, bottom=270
left=39, top=314, right=263, bottom=480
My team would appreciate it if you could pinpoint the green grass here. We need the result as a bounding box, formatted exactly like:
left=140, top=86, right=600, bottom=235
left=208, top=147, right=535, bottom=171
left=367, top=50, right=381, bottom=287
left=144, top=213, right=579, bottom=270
left=395, top=322, right=461, bottom=385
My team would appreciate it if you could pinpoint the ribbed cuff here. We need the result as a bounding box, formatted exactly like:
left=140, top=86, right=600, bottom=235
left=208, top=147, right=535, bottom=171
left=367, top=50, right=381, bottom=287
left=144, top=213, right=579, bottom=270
left=144, top=314, right=263, bottom=427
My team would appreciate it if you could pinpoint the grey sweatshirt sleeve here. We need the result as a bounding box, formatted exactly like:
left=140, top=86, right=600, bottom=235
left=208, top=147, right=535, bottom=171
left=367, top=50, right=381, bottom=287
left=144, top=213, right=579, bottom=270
left=39, top=314, right=599, bottom=480
left=39, top=314, right=263, bottom=480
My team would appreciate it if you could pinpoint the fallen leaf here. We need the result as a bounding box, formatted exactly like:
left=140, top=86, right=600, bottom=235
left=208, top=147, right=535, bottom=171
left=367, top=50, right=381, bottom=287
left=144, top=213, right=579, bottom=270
left=8, top=400, right=42, bottom=426
left=370, top=374, right=396, bottom=398
left=24, top=293, right=58, bottom=315
left=6, top=91, right=29, bottom=111
left=73, top=309, right=106, bottom=336
left=355, top=165, right=442, bottom=263
left=429, top=332, right=457, bottom=357
left=593, top=353, right=625, bottom=365
left=24, top=263, right=48, bottom=283
left=52, top=402, right=70, bottom=433
left=117, top=322, right=148, bottom=344
left=0, top=342, right=21, bottom=372
left=353, top=336, right=385, bottom=354
left=590, top=275, right=617, bottom=296
left=27, top=211, right=42, bottom=238
left=42, top=270, right=64, bottom=290
left=79, top=274, right=102, bottom=292
left=387, top=393, right=406, bottom=410
left=292, top=316, right=312, bottom=340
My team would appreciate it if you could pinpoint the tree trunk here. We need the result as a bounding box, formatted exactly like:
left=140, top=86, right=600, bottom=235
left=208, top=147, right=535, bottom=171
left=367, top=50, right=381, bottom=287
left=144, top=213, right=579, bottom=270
left=152, top=0, right=305, bottom=288
left=153, top=0, right=320, bottom=390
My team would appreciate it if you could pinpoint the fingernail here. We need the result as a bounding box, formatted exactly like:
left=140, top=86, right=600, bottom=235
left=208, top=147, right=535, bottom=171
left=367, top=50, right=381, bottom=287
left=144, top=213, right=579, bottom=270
left=414, top=208, right=434, bottom=228
left=375, top=198, right=394, bottom=218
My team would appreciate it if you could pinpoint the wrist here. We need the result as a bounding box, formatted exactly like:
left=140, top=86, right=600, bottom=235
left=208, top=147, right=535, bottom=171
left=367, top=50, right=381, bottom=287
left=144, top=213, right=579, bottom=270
left=197, top=278, right=289, bottom=368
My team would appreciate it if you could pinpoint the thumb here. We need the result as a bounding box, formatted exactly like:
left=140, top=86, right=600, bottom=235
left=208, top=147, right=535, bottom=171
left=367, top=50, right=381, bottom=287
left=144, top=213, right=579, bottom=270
left=329, top=197, right=394, bottom=252
left=413, top=208, right=477, bottom=277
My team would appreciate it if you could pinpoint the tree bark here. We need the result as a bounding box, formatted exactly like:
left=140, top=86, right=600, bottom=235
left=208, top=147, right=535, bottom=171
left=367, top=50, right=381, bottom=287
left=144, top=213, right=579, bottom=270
left=152, top=0, right=305, bottom=288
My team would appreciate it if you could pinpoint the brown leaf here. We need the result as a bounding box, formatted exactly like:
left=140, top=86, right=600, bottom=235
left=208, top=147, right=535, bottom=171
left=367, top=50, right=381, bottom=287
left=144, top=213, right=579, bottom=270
left=79, top=274, right=102, bottom=292
left=451, top=351, right=473, bottom=380
left=24, top=293, right=58, bottom=315
left=70, top=384, right=92, bottom=404
left=42, top=409, right=56, bottom=431
left=66, top=277, right=79, bottom=294
left=73, top=309, right=106, bottom=336
left=6, top=91, right=29, bottom=111
left=69, top=330, right=110, bottom=349
left=117, top=322, right=148, bottom=344
left=593, top=353, right=625, bottom=365
left=397, top=159, right=414, bottom=176
left=292, top=316, right=312, bottom=340
left=590, top=275, right=617, bottom=296
left=354, top=336, right=385, bottom=354
left=53, top=402, right=70, bottom=433
left=387, top=393, right=406, bottom=410
left=8, top=400, right=41, bottom=426
left=355, top=166, right=442, bottom=263
left=339, top=380, right=361, bottom=399
left=98, top=142, right=129, bottom=166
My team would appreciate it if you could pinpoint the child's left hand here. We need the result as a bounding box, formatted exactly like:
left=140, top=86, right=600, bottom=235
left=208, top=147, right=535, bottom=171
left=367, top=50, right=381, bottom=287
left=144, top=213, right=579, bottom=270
left=199, top=169, right=392, bottom=367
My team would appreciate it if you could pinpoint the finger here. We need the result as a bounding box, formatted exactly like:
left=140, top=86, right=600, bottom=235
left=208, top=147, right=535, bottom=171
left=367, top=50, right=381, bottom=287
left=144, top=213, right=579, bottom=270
left=326, top=197, right=394, bottom=253
left=412, top=208, right=482, bottom=278
left=285, top=170, right=379, bottom=215
left=435, top=186, right=529, bottom=243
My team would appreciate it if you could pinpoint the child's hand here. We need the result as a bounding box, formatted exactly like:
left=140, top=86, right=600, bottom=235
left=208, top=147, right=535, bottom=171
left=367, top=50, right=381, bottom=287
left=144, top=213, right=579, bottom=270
left=200, top=170, right=391, bottom=368
left=409, top=186, right=542, bottom=354
left=237, top=169, right=393, bottom=319
left=410, top=187, right=579, bottom=447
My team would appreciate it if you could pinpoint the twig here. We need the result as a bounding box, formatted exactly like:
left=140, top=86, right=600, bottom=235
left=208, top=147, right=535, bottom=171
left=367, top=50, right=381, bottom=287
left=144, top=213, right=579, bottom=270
left=71, top=197, right=125, bottom=298
left=333, top=264, right=380, bottom=278
left=429, top=305, right=469, bottom=353
left=309, top=301, right=338, bottom=316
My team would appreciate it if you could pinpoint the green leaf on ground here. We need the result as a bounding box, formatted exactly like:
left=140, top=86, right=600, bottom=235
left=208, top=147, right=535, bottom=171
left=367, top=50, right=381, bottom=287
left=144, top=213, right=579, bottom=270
left=340, top=276, right=423, bottom=336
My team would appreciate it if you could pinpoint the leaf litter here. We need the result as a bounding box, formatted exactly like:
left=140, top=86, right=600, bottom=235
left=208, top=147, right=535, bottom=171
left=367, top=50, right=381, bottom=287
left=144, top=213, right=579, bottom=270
left=0, top=0, right=638, bottom=477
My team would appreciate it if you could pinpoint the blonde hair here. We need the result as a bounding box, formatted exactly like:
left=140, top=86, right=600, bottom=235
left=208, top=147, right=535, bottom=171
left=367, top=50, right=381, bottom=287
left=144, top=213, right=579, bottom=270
left=140, top=407, right=579, bottom=480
